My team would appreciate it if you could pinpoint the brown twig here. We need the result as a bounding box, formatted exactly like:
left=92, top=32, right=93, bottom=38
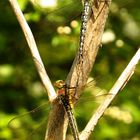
left=80, top=48, right=140, bottom=140
left=8, top=0, right=57, bottom=102
left=66, top=0, right=111, bottom=98
left=46, top=0, right=112, bottom=140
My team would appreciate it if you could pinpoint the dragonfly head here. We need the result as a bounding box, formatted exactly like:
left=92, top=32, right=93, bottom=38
left=54, top=80, right=66, bottom=89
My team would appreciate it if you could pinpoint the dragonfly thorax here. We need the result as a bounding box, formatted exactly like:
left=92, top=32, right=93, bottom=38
left=57, top=88, right=65, bottom=95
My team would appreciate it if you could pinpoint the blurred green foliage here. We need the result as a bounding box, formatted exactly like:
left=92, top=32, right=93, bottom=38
left=0, top=0, right=140, bottom=140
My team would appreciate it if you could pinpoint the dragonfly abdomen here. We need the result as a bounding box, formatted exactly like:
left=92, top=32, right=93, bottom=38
left=60, top=95, right=79, bottom=140
left=66, top=109, right=79, bottom=140
left=79, top=0, right=91, bottom=59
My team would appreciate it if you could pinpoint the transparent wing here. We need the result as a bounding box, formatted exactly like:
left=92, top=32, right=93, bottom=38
left=73, top=78, right=110, bottom=120
left=8, top=102, right=50, bottom=140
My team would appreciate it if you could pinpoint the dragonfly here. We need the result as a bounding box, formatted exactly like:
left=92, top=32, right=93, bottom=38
left=53, top=79, right=108, bottom=140
left=8, top=78, right=108, bottom=140
left=54, top=80, right=80, bottom=140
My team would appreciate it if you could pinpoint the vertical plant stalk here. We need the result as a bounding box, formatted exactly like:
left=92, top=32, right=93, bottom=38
left=45, top=100, right=68, bottom=140
left=66, top=0, right=111, bottom=97
left=80, top=48, right=140, bottom=140
left=46, top=0, right=112, bottom=140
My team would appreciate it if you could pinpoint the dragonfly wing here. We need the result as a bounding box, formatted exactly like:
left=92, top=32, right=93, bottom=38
left=8, top=102, right=50, bottom=140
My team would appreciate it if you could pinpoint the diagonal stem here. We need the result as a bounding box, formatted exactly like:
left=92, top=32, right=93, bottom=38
left=8, top=0, right=57, bottom=102
left=80, top=48, right=140, bottom=140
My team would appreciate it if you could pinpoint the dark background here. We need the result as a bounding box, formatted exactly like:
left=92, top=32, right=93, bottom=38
left=0, top=0, right=140, bottom=140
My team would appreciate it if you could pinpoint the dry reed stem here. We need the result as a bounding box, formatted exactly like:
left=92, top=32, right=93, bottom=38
left=80, top=48, right=140, bottom=140
left=8, top=0, right=57, bottom=102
